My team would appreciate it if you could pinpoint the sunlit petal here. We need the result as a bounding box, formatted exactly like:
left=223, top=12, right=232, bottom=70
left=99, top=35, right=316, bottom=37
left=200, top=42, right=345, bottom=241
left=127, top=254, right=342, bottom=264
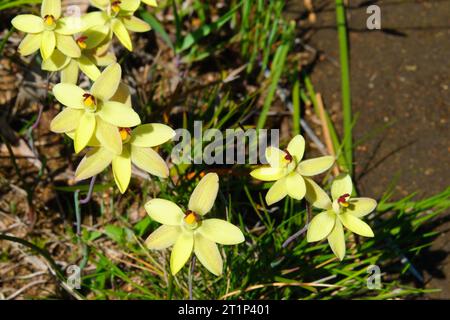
left=145, top=225, right=181, bottom=250
left=131, top=146, right=169, bottom=178
left=41, top=0, right=61, bottom=20
left=74, top=112, right=96, bottom=153
left=77, top=55, right=101, bottom=81
left=307, top=211, right=336, bottom=242
left=75, top=147, right=114, bottom=181
left=265, top=146, right=287, bottom=168
left=50, top=108, right=83, bottom=133
left=91, top=63, right=122, bottom=101
left=285, top=171, right=306, bottom=200
left=12, top=15, right=44, bottom=33
left=188, top=173, right=219, bottom=216
left=97, top=101, right=141, bottom=127
left=250, top=166, right=286, bottom=181
left=18, top=33, right=42, bottom=56
left=327, top=219, right=346, bottom=261
left=144, top=199, right=184, bottom=225
left=95, top=118, right=122, bottom=155
left=40, top=30, right=56, bottom=60
left=142, top=0, right=158, bottom=6
left=130, top=124, right=175, bottom=148
left=112, top=145, right=131, bottom=194
left=297, top=155, right=335, bottom=177
left=112, top=19, right=132, bottom=51
left=198, top=219, right=245, bottom=245
left=286, top=135, right=305, bottom=162
left=265, top=178, right=288, bottom=205
left=52, top=83, right=85, bottom=108
left=331, top=174, right=353, bottom=201
left=61, top=59, right=79, bottom=84
left=170, top=231, right=194, bottom=275
left=339, top=213, right=374, bottom=237
left=56, top=33, right=80, bottom=58
left=194, top=233, right=222, bottom=276
left=348, top=197, right=377, bottom=218
left=122, top=16, right=151, bottom=32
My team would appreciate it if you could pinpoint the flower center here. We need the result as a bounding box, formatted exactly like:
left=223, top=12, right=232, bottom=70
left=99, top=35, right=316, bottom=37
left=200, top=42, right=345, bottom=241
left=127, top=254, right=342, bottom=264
left=44, top=15, right=56, bottom=26
left=119, top=127, right=131, bottom=142
left=76, top=36, right=88, bottom=49
left=83, top=93, right=97, bottom=112
left=284, top=150, right=293, bottom=163
left=337, top=193, right=351, bottom=208
left=111, top=1, right=121, bottom=13
left=184, top=210, right=199, bottom=225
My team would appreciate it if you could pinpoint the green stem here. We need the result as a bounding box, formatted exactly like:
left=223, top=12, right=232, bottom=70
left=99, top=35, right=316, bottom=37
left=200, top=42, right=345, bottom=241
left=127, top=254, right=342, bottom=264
left=336, top=0, right=353, bottom=174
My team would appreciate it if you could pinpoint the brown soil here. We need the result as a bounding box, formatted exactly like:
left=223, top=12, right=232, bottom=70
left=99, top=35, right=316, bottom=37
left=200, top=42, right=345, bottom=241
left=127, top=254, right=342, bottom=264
left=293, top=0, right=449, bottom=298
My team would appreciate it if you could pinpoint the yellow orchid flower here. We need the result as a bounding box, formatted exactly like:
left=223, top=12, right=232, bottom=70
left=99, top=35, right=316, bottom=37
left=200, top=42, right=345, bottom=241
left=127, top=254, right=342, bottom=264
left=42, top=25, right=116, bottom=83
left=250, top=135, right=335, bottom=206
left=50, top=63, right=141, bottom=154
left=145, top=173, right=245, bottom=276
left=88, top=0, right=151, bottom=51
left=74, top=123, right=176, bottom=193
left=306, top=174, right=377, bottom=261
left=11, top=0, right=84, bottom=60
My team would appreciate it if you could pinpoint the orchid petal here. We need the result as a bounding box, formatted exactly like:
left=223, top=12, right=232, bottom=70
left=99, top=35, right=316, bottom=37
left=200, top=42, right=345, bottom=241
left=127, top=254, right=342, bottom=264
left=331, top=174, right=353, bottom=201
left=18, top=33, right=42, bottom=56
left=75, top=147, right=114, bottom=181
left=286, top=135, right=305, bottom=162
left=74, top=112, right=96, bottom=153
left=250, top=166, right=286, bottom=181
left=198, top=219, right=244, bottom=245
left=56, top=33, right=80, bottom=58
left=297, top=156, right=335, bottom=177
left=285, top=171, right=306, bottom=200
left=91, top=63, right=122, bottom=101
left=40, top=30, right=56, bottom=60
left=170, top=231, right=193, bottom=275
left=112, top=19, right=132, bottom=51
left=265, top=178, right=288, bottom=205
left=131, top=146, right=169, bottom=178
left=42, top=49, right=70, bottom=71
left=145, top=225, right=181, bottom=250
left=112, top=145, right=131, bottom=194
left=348, top=198, right=377, bottom=218
left=307, top=211, right=336, bottom=242
left=144, top=198, right=184, bottom=225
left=188, top=173, right=219, bottom=216
left=12, top=15, right=44, bottom=33
left=41, top=0, right=61, bottom=20
left=304, top=177, right=332, bottom=210
left=327, top=219, right=346, bottom=261
left=339, top=213, right=374, bottom=237
left=194, top=233, right=222, bottom=276
left=50, top=108, right=83, bottom=133
left=52, top=83, right=85, bottom=108
left=95, top=117, right=122, bottom=155
left=130, top=124, right=175, bottom=148
left=61, top=59, right=79, bottom=84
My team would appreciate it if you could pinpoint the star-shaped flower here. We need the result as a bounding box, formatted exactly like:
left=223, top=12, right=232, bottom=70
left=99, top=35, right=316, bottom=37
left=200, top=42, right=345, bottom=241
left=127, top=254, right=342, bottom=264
left=306, top=174, right=377, bottom=260
left=74, top=123, right=176, bottom=193
left=50, top=63, right=141, bottom=153
left=42, top=25, right=116, bottom=83
left=145, top=173, right=245, bottom=276
left=12, top=0, right=84, bottom=60
left=250, top=135, right=335, bottom=205
left=88, top=0, right=151, bottom=51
